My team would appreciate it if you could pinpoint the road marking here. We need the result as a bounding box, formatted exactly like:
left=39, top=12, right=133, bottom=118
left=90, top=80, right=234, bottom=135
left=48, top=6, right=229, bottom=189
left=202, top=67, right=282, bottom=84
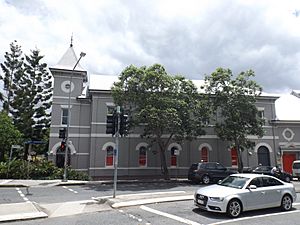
left=117, top=191, right=186, bottom=198
left=207, top=209, right=300, bottom=225
left=15, top=188, right=30, bottom=203
left=140, top=205, right=203, bottom=225
left=62, top=186, right=78, bottom=194
left=118, top=209, right=143, bottom=222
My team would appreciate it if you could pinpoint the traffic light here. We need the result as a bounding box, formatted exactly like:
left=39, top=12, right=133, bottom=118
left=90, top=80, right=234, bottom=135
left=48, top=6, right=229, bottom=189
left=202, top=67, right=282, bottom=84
left=59, top=128, right=66, bottom=139
left=106, top=114, right=117, bottom=135
left=60, top=140, right=66, bottom=151
left=120, top=113, right=129, bottom=136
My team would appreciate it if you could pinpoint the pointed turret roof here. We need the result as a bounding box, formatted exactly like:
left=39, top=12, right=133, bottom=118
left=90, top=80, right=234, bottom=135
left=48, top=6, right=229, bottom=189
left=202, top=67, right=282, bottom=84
left=53, top=45, right=85, bottom=71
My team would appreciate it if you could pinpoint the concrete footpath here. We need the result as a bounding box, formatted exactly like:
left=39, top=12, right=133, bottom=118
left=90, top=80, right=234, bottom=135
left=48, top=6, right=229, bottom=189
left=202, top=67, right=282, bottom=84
left=1, top=179, right=300, bottom=222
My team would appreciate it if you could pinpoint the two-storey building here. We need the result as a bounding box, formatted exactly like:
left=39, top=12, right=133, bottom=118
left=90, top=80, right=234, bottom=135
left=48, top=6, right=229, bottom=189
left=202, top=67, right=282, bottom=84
left=48, top=45, right=300, bottom=179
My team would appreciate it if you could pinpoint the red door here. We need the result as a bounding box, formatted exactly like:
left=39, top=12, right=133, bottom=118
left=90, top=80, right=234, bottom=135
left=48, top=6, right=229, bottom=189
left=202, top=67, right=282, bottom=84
left=282, top=153, right=296, bottom=174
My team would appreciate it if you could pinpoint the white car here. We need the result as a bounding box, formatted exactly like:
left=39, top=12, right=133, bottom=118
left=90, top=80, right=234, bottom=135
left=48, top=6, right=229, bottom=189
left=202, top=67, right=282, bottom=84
left=194, top=173, right=297, bottom=218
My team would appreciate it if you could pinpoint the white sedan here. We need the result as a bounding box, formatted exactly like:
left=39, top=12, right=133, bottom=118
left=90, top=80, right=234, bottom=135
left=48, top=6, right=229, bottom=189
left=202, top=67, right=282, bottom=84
left=194, top=173, right=297, bottom=218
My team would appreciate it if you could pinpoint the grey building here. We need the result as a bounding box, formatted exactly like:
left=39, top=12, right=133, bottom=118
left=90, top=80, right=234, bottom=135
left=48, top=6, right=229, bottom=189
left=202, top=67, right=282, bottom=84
left=48, top=45, right=299, bottom=179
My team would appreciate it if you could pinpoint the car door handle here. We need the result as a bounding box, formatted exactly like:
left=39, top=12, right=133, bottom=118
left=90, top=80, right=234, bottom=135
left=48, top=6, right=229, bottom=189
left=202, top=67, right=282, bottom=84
left=276, top=190, right=281, bottom=193
left=261, top=191, right=266, bottom=195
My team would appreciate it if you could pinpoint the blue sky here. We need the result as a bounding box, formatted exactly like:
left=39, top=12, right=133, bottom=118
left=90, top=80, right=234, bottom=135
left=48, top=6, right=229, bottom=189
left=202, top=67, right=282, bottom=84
left=1, top=0, right=300, bottom=94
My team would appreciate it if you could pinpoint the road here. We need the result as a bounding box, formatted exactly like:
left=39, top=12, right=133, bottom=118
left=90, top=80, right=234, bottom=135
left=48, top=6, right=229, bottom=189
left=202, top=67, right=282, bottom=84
left=1, top=182, right=300, bottom=224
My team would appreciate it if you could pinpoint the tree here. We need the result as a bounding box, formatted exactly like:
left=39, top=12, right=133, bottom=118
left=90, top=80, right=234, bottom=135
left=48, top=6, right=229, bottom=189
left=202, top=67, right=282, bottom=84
left=203, top=68, right=265, bottom=173
left=0, top=112, right=23, bottom=162
left=0, top=40, right=24, bottom=114
left=11, top=48, right=52, bottom=156
left=112, top=64, right=209, bottom=179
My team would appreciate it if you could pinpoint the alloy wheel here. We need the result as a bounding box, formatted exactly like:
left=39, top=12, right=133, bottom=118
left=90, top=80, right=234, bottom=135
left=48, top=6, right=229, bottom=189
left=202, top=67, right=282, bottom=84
left=281, top=195, right=292, bottom=211
left=227, top=200, right=242, bottom=218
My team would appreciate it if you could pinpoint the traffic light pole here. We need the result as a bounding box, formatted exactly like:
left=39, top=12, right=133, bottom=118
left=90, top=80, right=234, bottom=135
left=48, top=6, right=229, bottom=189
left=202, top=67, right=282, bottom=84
left=113, top=106, right=120, bottom=198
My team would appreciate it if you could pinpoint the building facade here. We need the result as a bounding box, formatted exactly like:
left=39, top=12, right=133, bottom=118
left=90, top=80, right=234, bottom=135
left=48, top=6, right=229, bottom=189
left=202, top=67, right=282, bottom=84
left=48, top=45, right=300, bottom=179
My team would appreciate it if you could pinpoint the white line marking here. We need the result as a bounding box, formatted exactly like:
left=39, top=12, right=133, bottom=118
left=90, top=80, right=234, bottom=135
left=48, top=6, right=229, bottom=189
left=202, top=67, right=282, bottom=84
left=207, top=209, right=300, bottom=225
left=140, top=205, right=202, bottom=225
left=15, top=188, right=31, bottom=203
left=118, top=209, right=143, bottom=223
left=62, top=186, right=78, bottom=194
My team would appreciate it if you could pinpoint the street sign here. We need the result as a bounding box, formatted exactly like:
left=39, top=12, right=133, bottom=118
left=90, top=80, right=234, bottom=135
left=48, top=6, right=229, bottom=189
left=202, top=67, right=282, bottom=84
left=11, top=145, right=21, bottom=149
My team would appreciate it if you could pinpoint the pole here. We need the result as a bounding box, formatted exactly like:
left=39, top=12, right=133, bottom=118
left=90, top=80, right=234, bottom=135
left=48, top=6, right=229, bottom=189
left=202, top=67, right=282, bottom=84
left=63, top=52, right=86, bottom=182
left=113, top=106, right=120, bottom=198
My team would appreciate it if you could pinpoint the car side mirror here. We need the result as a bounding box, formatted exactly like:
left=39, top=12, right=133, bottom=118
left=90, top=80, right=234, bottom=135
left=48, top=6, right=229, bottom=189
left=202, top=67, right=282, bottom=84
left=217, top=180, right=222, bottom=184
left=248, top=185, right=257, bottom=190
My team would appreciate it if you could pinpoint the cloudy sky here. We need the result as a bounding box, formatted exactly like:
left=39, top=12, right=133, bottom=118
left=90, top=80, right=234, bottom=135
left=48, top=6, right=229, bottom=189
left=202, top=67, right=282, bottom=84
left=1, top=0, right=300, bottom=94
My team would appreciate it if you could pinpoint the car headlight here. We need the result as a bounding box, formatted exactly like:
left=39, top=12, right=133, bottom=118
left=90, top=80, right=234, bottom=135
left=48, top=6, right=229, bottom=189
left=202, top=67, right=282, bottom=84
left=209, top=197, right=224, bottom=202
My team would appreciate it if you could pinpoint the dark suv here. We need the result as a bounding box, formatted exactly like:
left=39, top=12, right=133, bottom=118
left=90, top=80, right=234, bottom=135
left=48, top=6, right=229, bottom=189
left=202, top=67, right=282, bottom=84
left=251, top=166, right=292, bottom=183
left=188, top=162, right=236, bottom=184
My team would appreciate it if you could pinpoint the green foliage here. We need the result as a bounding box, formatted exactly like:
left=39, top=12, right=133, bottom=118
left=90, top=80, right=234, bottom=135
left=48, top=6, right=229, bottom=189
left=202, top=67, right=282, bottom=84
left=112, top=64, right=210, bottom=179
left=203, top=68, right=264, bottom=172
left=0, top=112, right=23, bottom=161
left=0, top=41, right=53, bottom=157
left=0, top=159, right=90, bottom=180
left=0, top=40, right=24, bottom=114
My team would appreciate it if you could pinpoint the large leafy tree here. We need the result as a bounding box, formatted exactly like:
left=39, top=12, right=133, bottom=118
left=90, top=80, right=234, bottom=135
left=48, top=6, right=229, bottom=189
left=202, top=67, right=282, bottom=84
left=203, top=68, right=264, bottom=172
left=0, top=40, right=24, bottom=114
left=112, top=64, right=210, bottom=179
left=0, top=112, right=23, bottom=162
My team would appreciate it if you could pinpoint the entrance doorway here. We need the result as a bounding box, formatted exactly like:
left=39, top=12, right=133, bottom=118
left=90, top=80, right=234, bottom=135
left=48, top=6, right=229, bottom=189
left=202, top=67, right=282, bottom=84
left=56, top=148, right=70, bottom=168
left=282, top=153, right=296, bottom=174
left=257, top=146, right=270, bottom=166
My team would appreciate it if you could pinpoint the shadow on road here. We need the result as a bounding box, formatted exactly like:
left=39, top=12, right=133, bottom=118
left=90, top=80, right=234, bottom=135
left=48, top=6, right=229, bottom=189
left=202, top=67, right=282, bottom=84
left=82, top=181, right=198, bottom=193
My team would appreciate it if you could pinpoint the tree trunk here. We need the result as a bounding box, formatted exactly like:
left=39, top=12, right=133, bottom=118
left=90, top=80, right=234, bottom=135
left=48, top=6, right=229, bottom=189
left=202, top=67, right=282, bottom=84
left=0, top=150, right=4, bottom=162
left=159, top=148, right=170, bottom=180
left=236, top=145, right=244, bottom=173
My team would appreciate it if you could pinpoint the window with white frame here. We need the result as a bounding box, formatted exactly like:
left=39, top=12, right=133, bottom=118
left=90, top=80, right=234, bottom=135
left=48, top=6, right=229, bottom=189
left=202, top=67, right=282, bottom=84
left=139, top=146, right=147, bottom=167
left=106, top=146, right=114, bottom=166
left=61, top=108, right=69, bottom=125
left=171, top=147, right=178, bottom=166
left=201, top=147, right=208, bottom=162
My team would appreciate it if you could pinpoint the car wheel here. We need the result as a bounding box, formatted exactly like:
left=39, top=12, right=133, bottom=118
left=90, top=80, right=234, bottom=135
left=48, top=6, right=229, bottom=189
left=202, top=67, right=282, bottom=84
left=284, top=176, right=291, bottom=183
left=202, top=175, right=210, bottom=184
left=227, top=199, right=242, bottom=218
left=281, top=194, right=292, bottom=211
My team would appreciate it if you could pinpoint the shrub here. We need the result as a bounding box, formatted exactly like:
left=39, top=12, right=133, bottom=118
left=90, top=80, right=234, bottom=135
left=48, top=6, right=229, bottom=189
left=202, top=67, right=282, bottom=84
left=0, top=159, right=90, bottom=180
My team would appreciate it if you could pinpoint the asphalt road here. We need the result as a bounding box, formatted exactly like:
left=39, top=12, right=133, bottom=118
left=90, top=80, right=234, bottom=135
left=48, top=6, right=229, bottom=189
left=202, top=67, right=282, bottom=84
left=2, top=182, right=300, bottom=224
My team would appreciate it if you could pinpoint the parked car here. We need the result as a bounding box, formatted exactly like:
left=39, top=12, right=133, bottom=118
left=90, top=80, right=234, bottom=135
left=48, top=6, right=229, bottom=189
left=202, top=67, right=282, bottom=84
left=251, top=165, right=292, bottom=183
left=188, top=162, right=236, bottom=184
left=292, top=160, right=300, bottom=180
left=194, top=173, right=296, bottom=218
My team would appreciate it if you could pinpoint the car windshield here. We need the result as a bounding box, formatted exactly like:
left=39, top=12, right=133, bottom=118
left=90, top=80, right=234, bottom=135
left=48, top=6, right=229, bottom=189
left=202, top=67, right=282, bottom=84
left=218, top=176, right=249, bottom=189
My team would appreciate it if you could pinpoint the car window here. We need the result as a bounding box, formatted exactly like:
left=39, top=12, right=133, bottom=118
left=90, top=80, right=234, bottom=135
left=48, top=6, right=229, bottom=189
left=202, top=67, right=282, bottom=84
left=249, top=177, right=263, bottom=188
left=262, top=177, right=283, bottom=187
left=218, top=176, right=249, bottom=189
left=216, top=163, right=225, bottom=170
left=199, top=163, right=206, bottom=169
left=293, top=162, right=300, bottom=169
left=206, top=163, right=216, bottom=169
left=190, top=164, right=199, bottom=170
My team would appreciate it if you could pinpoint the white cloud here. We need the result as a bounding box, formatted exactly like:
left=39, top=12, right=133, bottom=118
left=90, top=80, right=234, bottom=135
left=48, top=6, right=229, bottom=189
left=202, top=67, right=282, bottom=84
left=1, top=0, right=300, bottom=94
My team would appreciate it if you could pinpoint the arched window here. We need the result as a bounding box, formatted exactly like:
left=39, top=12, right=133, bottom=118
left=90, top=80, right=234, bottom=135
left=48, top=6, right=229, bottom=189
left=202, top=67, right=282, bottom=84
left=201, top=147, right=208, bottom=162
left=171, top=147, right=178, bottom=167
left=139, top=146, right=147, bottom=167
left=106, top=146, right=114, bottom=166
left=257, top=146, right=270, bottom=166
left=231, top=148, right=238, bottom=167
